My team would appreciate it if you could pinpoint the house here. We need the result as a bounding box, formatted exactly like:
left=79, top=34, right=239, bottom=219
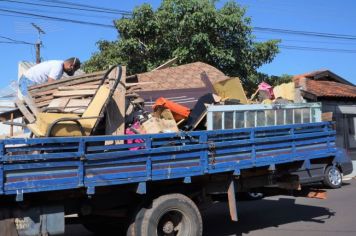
left=294, top=70, right=356, bottom=167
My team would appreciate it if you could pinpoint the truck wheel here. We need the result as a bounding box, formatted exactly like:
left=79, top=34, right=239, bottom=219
left=130, top=193, right=202, bottom=236
left=323, top=166, right=342, bottom=189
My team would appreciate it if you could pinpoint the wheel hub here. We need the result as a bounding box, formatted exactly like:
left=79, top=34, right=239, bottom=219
left=162, top=221, right=174, bottom=234
left=329, top=168, right=341, bottom=185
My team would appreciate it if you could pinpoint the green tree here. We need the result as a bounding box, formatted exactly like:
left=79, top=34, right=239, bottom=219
left=84, top=0, right=280, bottom=90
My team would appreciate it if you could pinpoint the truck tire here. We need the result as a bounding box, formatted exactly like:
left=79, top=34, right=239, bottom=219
left=129, top=193, right=202, bottom=236
left=323, top=165, right=342, bottom=189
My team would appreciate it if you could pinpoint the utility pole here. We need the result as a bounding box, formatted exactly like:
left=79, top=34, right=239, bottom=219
left=31, top=23, right=45, bottom=64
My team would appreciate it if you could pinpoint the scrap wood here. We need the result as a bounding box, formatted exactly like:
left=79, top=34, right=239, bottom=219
left=0, top=109, right=23, bottom=122
left=28, top=70, right=106, bottom=93
left=47, top=98, right=70, bottom=109
left=15, top=99, right=35, bottom=123
left=213, top=77, right=248, bottom=104
left=250, top=88, right=259, bottom=101
left=152, top=57, right=178, bottom=71
left=273, top=82, right=295, bottom=101
left=124, top=82, right=156, bottom=88
left=53, top=90, right=96, bottom=97
left=58, top=85, right=99, bottom=90
left=141, top=117, right=179, bottom=134
left=105, top=66, right=126, bottom=144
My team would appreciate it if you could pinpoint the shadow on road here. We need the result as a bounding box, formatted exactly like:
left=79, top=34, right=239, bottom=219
left=203, top=197, right=335, bottom=236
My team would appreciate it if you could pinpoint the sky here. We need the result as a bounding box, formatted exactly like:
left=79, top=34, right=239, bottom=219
left=1, top=0, right=356, bottom=89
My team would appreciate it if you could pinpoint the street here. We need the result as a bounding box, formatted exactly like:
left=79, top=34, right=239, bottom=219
left=64, top=179, right=356, bottom=236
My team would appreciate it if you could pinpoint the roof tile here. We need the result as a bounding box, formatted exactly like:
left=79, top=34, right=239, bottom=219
left=137, top=62, right=228, bottom=91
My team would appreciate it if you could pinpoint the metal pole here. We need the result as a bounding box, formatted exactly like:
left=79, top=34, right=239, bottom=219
left=35, top=42, right=41, bottom=64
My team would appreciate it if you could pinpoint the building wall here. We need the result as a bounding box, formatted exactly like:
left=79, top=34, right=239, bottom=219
left=321, top=100, right=356, bottom=161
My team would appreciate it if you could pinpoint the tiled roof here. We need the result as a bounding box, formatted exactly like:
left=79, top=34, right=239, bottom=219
left=293, top=70, right=328, bottom=80
left=295, top=77, right=356, bottom=98
left=293, top=69, right=354, bottom=86
left=137, top=62, right=228, bottom=91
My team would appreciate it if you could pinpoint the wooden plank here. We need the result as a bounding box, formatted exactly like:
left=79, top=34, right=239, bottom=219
left=22, top=95, right=40, bottom=116
left=105, top=66, right=126, bottom=144
left=67, top=98, right=91, bottom=107
left=124, top=82, right=156, bottom=88
left=15, top=99, right=35, bottom=123
left=29, top=75, right=103, bottom=94
left=64, top=99, right=91, bottom=113
left=30, top=89, right=57, bottom=98
left=34, top=95, right=54, bottom=103
left=28, top=71, right=105, bottom=91
left=10, top=112, right=14, bottom=137
left=53, top=90, right=96, bottom=97
left=152, top=57, right=178, bottom=71
left=58, top=85, right=99, bottom=90
left=0, top=108, right=23, bottom=122
left=47, top=98, right=70, bottom=109
left=36, top=96, right=85, bottom=108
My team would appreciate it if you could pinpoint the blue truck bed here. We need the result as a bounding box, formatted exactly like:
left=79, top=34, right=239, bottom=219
left=0, top=122, right=340, bottom=197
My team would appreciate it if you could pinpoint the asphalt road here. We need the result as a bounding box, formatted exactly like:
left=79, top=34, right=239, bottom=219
left=64, top=179, right=356, bottom=236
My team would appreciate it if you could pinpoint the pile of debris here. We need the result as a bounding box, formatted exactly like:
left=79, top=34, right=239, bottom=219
left=0, top=61, right=328, bottom=139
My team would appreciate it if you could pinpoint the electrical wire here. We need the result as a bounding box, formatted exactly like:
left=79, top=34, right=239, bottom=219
left=2, top=4, right=116, bottom=19
left=37, top=0, right=132, bottom=15
left=0, top=8, right=116, bottom=28
left=280, top=45, right=356, bottom=54
left=0, top=35, right=33, bottom=44
left=0, top=0, right=131, bottom=15
left=253, top=27, right=356, bottom=40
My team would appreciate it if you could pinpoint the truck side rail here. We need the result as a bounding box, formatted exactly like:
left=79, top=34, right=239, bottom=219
left=0, top=122, right=338, bottom=196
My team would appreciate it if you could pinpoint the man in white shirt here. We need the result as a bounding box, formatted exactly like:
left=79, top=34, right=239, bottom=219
left=18, top=57, right=81, bottom=101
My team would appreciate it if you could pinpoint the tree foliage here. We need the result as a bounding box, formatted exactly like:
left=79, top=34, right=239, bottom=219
left=84, top=0, right=281, bottom=91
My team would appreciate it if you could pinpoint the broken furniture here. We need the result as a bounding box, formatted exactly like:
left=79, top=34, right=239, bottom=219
left=27, top=65, right=123, bottom=137
left=212, top=77, right=248, bottom=104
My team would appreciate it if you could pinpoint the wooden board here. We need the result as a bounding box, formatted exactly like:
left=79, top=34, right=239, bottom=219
left=105, top=66, right=126, bottom=144
left=21, top=95, right=40, bottom=117
left=64, top=99, right=91, bottom=113
left=53, top=90, right=96, bottom=97
left=58, top=85, right=99, bottom=91
left=47, top=98, right=70, bottom=109
left=15, top=99, right=35, bottom=123
left=28, top=71, right=105, bottom=92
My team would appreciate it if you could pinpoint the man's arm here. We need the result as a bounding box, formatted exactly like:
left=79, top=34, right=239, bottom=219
left=47, top=77, right=55, bottom=83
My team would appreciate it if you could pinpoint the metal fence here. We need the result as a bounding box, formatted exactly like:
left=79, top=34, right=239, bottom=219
left=207, top=103, right=322, bottom=130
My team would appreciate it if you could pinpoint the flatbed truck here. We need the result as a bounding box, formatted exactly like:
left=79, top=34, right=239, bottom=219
left=0, top=121, right=350, bottom=235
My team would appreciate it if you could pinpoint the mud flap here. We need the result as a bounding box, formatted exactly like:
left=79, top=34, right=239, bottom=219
left=227, top=179, right=238, bottom=222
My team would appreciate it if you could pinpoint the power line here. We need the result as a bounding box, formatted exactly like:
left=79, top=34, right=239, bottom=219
left=253, top=27, right=356, bottom=40
left=0, top=41, right=31, bottom=44
left=3, top=5, right=117, bottom=20
left=0, top=35, right=33, bottom=44
left=280, top=44, right=356, bottom=54
left=0, top=8, right=116, bottom=28
left=0, top=0, right=131, bottom=15
left=2, top=3, right=356, bottom=50
left=37, top=0, right=132, bottom=15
